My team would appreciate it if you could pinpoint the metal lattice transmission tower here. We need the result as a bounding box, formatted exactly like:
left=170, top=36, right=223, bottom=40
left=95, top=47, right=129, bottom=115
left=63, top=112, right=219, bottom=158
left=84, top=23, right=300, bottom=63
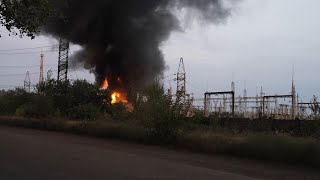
left=39, top=53, right=44, bottom=84
left=176, top=58, right=186, bottom=102
left=47, top=69, right=53, bottom=81
left=57, top=39, right=70, bottom=81
left=24, top=71, right=31, bottom=92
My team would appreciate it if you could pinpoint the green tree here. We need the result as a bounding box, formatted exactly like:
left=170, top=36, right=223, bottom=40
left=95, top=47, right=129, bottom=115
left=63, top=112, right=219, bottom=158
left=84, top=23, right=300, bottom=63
left=0, top=0, right=54, bottom=38
left=134, top=82, right=184, bottom=144
left=38, top=79, right=108, bottom=119
left=0, top=87, right=33, bottom=115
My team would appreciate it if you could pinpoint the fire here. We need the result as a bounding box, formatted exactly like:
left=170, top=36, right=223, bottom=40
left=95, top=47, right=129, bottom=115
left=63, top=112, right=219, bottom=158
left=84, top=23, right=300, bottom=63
left=111, top=92, right=128, bottom=104
left=100, top=79, right=109, bottom=90
left=100, top=77, right=128, bottom=104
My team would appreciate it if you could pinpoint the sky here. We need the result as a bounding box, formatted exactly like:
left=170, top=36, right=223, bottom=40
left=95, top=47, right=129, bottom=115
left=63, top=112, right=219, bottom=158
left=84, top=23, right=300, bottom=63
left=0, top=0, right=320, bottom=102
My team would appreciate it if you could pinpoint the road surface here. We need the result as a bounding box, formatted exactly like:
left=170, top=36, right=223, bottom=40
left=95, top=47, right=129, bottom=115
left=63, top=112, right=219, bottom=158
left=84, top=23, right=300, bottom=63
left=0, top=126, right=319, bottom=180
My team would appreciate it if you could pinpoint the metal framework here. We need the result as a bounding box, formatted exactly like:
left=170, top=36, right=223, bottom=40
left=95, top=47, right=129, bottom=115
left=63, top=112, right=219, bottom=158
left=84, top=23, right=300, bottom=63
left=24, top=71, right=31, bottom=92
left=47, top=69, right=53, bottom=81
left=39, top=53, right=44, bottom=84
left=57, top=39, right=69, bottom=81
left=164, top=57, right=320, bottom=120
left=298, top=102, right=320, bottom=118
left=204, top=91, right=235, bottom=117
left=262, top=95, right=293, bottom=118
left=176, top=58, right=186, bottom=103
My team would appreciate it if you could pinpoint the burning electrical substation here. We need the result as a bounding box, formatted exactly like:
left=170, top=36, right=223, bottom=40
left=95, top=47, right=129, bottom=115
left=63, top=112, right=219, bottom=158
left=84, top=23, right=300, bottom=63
left=3, top=1, right=320, bottom=178
left=164, top=58, right=319, bottom=120
left=32, top=0, right=318, bottom=120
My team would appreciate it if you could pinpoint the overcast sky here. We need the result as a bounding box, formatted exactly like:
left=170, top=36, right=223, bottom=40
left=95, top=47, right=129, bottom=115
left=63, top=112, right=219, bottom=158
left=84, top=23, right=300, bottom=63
left=0, top=0, right=319, bottom=102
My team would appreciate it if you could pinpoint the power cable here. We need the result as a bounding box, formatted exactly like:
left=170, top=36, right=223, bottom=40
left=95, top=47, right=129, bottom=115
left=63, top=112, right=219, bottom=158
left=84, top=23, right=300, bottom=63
left=0, top=45, right=59, bottom=52
left=161, top=74, right=176, bottom=80
left=0, top=49, right=59, bottom=55
left=0, top=72, right=38, bottom=77
left=186, top=81, right=205, bottom=94
left=0, top=64, right=58, bottom=68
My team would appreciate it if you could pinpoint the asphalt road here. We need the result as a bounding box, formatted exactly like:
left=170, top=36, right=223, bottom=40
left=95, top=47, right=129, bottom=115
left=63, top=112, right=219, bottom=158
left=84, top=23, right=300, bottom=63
left=0, top=126, right=319, bottom=180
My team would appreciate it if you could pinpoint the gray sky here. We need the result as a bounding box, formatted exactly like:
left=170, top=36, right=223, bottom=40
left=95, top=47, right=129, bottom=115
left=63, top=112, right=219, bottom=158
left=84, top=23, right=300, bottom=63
left=0, top=0, right=320, bottom=102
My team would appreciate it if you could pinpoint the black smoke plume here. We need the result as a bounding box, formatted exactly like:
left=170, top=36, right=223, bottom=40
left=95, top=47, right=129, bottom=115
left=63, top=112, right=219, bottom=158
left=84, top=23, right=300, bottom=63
left=43, top=0, right=237, bottom=92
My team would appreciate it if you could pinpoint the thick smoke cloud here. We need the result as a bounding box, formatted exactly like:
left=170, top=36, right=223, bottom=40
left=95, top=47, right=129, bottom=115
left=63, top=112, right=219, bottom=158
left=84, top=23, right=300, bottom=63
left=43, top=0, right=237, bottom=92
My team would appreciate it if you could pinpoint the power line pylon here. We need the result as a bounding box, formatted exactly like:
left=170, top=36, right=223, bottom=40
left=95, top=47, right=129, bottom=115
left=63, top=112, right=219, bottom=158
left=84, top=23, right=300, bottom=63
left=176, top=57, right=186, bottom=103
left=292, top=68, right=296, bottom=119
left=39, top=53, right=44, bottom=84
left=47, top=69, right=53, bottom=81
left=57, top=39, right=69, bottom=82
left=24, top=71, right=31, bottom=92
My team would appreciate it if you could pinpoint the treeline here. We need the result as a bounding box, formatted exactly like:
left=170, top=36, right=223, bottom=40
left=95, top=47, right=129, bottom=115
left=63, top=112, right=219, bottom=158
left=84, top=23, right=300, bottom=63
left=0, top=80, right=108, bottom=119
left=1, top=79, right=320, bottom=143
left=0, top=80, right=187, bottom=143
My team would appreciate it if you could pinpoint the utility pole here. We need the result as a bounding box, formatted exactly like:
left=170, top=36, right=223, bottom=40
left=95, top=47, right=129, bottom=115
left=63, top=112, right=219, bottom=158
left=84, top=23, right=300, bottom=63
left=57, top=39, right=69, bottom=82
left=24, top=71, right=31, bottom=92
left=39, top=53, right=44, bottom=84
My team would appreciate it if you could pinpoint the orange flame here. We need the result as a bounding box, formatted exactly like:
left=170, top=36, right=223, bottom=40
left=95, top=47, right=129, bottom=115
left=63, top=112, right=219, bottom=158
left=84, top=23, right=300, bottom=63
left=100, top=79, right=109, bottom=90
left=100, top=77, right=128, bottom=104
left=111, top=92, right=128, bottom=104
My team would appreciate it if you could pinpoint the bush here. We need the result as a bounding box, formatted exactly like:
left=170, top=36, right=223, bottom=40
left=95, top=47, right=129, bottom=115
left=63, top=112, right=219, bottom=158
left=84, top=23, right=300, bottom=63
left=248, top=118, right=273, bottom=133
left=228, top=135, right=320, bottom=167
left=15, top=106, right=26, bottom=117
left=300, top=120, right=320, bottom=137
left=67, top=103, right=102, bottom=120
left=16, top=95, right=54, bottom=118
left=107, top=103, right=131, bottom=121
left=134, top=82, right=184, bottom=144
left=0, top=88, right=33, bottom=115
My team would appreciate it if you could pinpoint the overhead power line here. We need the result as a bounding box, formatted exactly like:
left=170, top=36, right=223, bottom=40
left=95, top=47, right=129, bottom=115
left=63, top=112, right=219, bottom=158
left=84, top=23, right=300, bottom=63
left=0, top=49, right=59, bottom=55
left=0, top=72, right=38, bottom=77
left=161, top=74, right=176, bottom=80
left=186, top=81, right=205, bottom=94
left=0, top=45, right=59, bottom=52
left=0, top=64, right=58, bottom=68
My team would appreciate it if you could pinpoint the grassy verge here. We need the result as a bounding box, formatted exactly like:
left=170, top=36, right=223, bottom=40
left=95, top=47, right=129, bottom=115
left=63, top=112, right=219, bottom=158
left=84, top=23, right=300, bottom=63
left=178, top=131, right=320, bottom=168
left=1, top=116, right=319, bottom=168
left=0, top=116, right=146, bottom=143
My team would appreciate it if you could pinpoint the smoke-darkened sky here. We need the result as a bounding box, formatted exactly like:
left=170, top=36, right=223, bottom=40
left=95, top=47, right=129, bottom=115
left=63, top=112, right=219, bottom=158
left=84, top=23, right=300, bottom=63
left=41, top=0, right=237, bottom=92
left=0, top=0, right=320, bottom=102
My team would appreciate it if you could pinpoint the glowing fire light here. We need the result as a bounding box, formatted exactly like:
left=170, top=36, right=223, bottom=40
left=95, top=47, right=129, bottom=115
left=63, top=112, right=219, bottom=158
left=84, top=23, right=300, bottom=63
left=111, top=92, right=128, bottom=104
left=100, top=78, right=128, bottom=104
left=100, top=79, right=109, bottom=90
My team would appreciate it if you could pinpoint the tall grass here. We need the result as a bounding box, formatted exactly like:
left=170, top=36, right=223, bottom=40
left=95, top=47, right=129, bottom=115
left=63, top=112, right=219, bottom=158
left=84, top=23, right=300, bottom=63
left=1, top=116, right=320, bottom=168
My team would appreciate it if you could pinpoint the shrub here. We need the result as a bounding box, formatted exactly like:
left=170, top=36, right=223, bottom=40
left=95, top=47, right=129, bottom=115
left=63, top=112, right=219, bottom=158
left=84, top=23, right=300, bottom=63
left=67, top=103, right=101, bottom=120
left=134, top=82, right=184, bottom=144
left=107, top=103, right=131, bottom=121
left=0, top=88, right=33, bottom=115
left=16, top=95, right=54, bottom=118
left=228, top=135, right=320, bottom=167
left=15, top=106, right=26, bottom=117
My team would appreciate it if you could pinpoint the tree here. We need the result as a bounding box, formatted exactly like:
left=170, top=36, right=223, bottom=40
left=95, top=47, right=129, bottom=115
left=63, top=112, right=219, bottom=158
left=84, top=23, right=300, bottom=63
left=0, top=0, right=54, bottom=38
left=134, top=81, right=184, bottom=144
